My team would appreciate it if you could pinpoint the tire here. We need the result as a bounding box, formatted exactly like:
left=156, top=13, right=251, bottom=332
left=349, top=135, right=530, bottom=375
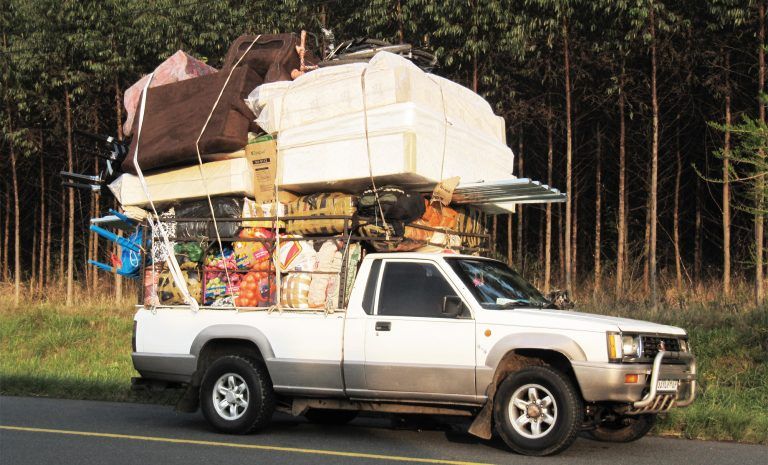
left=493, top=366, right=583, bottom=456
left=304, top=409, right=358, bottom=425
left=200, top=355, right=275, bottom=434
left=587, top=414, right=656, bottom=443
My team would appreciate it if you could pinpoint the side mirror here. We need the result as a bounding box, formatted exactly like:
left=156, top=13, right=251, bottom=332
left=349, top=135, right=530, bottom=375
left=442, top=295, right=465, bottom=318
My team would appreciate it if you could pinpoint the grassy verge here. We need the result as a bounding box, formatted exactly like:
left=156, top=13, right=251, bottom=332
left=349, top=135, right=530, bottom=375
left=0, top=295, right=766, bottom=444
left=0, top=300, right=176, bottom=404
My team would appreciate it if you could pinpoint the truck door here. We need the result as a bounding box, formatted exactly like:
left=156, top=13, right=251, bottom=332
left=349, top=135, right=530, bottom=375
left=362, top=259, right=476, bottom=400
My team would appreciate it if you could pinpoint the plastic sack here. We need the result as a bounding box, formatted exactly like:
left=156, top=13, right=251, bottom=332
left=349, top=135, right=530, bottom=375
left=169, top=198, right=243, bottom=241
left=174, top=242, right=205, bottom=270
left=286, top=193, right=356, bottom=235
left=308, top=241, right=343, bottom=310
left=358, top=185, right=425, bottom=225
left=277, top=237, right=318, bottom=272
left=234, top=228, right=273, bottom=270
left=234, top=271, right=275, bottom=307
left=204, top=271, right=242, bottom=305
left=157, top=269, right=202, bottom=305
left=281, top=273, right=312, bottom=309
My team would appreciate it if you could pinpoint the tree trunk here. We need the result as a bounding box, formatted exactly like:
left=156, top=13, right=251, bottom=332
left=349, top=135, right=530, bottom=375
left=66, top=89, right=76, bottom=305
left=544, top=117, right=553, bottom=293
left=87, top=190, right=94, bottom=289
left=115, top=79, right=124, bottom=301
left=616, top=74, right=627, bottom=298
left=695, top=177, right=703, bottom=281
left=38, top=151, right=46, bottom=292
left=558, top=203, right=565, bottom=284
left=396, top=0, right=405, bottom=44
left=31, top=207, right=38, bottom=293
left=472, top=53, right=478, bottom=93
left=10, top=124, right=21, bottom=304
left=92, top=155, right=101, bottom=292
left=649, top=1, right=660, bottom=306
left=517, top=130, right=524, bottom=269
left=2, top=183, right=9, bottom=282
left=563, top=16, right=574, bottom=293
left=46, top=207, right=52, bottom=286
left=594, top=126, right=602, bottom=295
left=674, top=123, right=683, bottom=295
left=643, top=189, right=651, bottom=294
left=756, top=0, right=766, bottom=305
left=59, top=189, right=65, bottom=282
left=723, top=54, right=732, bottom=297
left=572, top=174, right=579, bottom=289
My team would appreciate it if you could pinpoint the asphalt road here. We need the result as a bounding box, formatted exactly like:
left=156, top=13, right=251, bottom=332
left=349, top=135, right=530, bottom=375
left=0, top=396, right=765, bottom=465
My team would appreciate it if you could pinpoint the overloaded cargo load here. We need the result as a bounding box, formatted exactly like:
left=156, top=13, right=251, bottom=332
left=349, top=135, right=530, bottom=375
left=248, top=52, right=514, bottom=196
left=85, top=31, right=550, bottom=312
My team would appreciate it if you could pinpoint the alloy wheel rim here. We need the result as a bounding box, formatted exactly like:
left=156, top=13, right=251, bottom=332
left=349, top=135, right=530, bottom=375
left=212, top=373, right=250, bottom=421
left=508, top=383, right=558, bottom=439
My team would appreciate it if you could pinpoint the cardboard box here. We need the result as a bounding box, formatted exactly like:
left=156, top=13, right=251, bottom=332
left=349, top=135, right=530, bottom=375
left=245, top=136, right=278, bottom=204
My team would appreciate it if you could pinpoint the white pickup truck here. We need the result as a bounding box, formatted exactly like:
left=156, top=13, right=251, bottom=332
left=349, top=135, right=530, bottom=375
left=132, top=253, right=696, bottom=456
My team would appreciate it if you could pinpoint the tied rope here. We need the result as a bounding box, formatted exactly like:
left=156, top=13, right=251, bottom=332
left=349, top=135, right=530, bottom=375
left=194, top=34, right=262, bottom=310
left=434, top=79, right=451, bottom=246
left=134, top=73, right=199, bottom=312
left=360, top=67, right=391, bottom=240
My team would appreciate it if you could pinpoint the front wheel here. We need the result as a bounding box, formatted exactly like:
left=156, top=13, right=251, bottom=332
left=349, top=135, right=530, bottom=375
left=587, top=413, right=656, bottom=442
left=493, top=366, right=583, bottom=456
left=200, top=355, right=276, bottom=434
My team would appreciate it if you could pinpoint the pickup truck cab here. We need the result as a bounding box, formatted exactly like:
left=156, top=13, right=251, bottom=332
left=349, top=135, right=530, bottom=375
left=133, top=252, right=696, bottom=456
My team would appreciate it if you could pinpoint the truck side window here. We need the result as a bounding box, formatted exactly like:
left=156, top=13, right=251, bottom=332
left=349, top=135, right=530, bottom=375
left=377, top=262, right=457, bottom=318
left=361, top=259, right=382, bottom=315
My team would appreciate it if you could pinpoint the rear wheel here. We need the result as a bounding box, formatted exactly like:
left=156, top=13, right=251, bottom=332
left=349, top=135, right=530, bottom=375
left=587, top=413, right=656, bottom=443
left=304, top=409, right=358, bottom=425
left=200, top=355, right=275, bottom=434
left=493, top=366, right=582, bottom=456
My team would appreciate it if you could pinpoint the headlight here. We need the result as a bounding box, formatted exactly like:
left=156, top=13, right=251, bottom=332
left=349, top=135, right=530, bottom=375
left=607, top=332, right=642, bottom=362
left=607, top=332, right=623, bottom=362
left=622, top=335, right=641, bottom=359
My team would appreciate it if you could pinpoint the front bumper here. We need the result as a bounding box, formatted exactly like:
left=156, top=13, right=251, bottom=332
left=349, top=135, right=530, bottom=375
left=572, top=351, right=696, bottom=412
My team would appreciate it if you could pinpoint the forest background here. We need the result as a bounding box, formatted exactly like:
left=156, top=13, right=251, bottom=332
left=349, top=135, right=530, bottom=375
left=1, top=0, right=767, bottom=444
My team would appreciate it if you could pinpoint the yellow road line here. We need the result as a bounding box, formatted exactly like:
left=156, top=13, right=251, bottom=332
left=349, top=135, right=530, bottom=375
left=0, top=425, right=494, bottom=465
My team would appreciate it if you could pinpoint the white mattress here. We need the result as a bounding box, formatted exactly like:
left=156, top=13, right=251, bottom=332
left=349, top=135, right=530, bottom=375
left=109, top=158, right=254, bottom=207
left=252, top=52, right=506, bottom=144
left=276, top=102, right=515, bottom=201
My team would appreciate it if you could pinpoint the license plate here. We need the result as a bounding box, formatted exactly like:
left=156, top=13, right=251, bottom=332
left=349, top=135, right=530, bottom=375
left=656, top=380, right=679, bottom=392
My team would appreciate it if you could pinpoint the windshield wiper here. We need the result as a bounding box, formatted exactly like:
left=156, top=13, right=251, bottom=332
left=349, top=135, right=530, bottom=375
left=497, top=299, right=531, bottom=309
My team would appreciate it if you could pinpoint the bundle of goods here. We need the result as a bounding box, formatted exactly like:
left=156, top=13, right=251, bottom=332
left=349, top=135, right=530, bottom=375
left=286, top=193, right=357, bottom=235
left=91, top=30, right=505, bottom=312
left=123, top=33, right=318, bottom=175
left=279, top=240, right=362, bottom=311
left=164, top=198, right=243, bottom=241
left=248, top=51, right=515, bottom=212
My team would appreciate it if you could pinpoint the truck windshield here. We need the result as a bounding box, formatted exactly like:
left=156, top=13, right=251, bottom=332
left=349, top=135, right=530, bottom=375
left=446, top=258, right=550, bottom=309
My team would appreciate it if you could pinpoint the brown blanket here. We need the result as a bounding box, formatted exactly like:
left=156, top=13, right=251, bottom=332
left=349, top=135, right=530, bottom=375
left=222, top=33, right=319, bottom=82
left=122, top=66, right=262, bottom=174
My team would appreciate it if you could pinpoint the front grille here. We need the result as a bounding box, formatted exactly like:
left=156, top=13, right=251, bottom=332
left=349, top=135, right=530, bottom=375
left=641, top=336, right=681, bottom=358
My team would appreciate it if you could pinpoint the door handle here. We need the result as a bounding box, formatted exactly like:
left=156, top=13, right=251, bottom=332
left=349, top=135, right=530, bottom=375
left=375, top=321, right=391, bottom=331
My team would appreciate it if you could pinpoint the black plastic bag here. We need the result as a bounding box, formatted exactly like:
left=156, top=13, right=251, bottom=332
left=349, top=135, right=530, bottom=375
left=358, top=185, right=425, bottom=224
left=166, top=197, right=243, bottom=241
